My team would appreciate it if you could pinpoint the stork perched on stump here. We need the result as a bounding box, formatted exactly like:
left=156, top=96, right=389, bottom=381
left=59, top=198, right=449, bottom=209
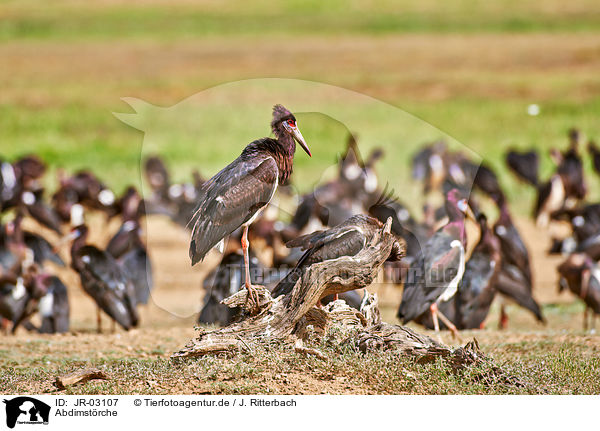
left=189, top=105, right=311, bottom=310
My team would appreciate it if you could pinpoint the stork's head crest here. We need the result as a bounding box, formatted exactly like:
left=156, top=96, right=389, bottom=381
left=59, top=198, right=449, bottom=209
left=272, top=104, right=311, bottom=157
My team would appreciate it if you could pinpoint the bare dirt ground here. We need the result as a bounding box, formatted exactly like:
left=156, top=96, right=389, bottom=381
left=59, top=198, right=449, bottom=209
left=1, top=213, right=599, bottom=395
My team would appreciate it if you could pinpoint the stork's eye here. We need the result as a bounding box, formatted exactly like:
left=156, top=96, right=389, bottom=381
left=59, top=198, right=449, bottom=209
left=287, top=119, right=295, bottom=127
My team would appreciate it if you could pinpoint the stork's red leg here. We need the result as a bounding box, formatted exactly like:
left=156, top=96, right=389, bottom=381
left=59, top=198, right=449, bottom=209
left=430, top=303, right=440, bottom=332
left=584, top=307, right=589, bottom=331
left=96, top=307, right=102, bottom=334
left=241, top=225, right=259, bottom=310
left=1, top=318, right=9, bottom=335
left=498, top=304, right=508, bottom=330
left=435, top=308, right=461, bottom=341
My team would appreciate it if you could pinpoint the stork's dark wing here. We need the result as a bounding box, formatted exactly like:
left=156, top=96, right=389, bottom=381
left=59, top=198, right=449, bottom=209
left=24, top=231, right=65, bottom=266
left=39, top=276, right=70, bottom=334
left=78, top=247, right=128, bottom=292
left=495, top=223, right=532, bottom=287
left=286, top=214, right=376, bottom=251
left=26, top=201, right=62, bottom=234
left=506, top=150, right=539, bottom=186
left=423, top=233, right=463, bottom=288
left=494, top=264, right=544, bottom=323
left=76, top=246, right=138, bottom=329
left=189, top=156, right=278, bottom=265
left=588, top=141, right=600, bottom=175
left=272, top=229, right=367, bottom=298
left=397, top=233, right=462, bottom=323
left=120, top=248, right=153, bottom=305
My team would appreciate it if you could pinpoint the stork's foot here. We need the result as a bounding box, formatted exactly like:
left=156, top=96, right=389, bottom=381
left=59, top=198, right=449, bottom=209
left=222, top=284, right=272, bottom=313
left=245, top=284, right=261, bottom=312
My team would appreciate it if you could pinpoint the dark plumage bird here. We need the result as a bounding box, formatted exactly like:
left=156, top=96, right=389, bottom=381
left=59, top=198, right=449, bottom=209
left=106, top=188, right=144, bottom=258
left=471, top=163, right=505, bottom=204
left=420, top=214, right=501, bottom=330
left=557, top=138, right=586, bottom=202
left=493, top=201, right=544, bottom=327
left=52, top=171, right=116, bottom=222
left=0, top=157, right=60, bottom=233
left=37, top=275, right=70, bottom=334
left=106, top=190, right=153, bottom=305
left=411, top=141, right=447, bottom=195
left=7, top=213, right=64, bottom=267
left=534, top=133, right=587, bottom=227
left=142, top=156, right=180, bottom=219
left=588, top=140, right=600, bottom=176
left=272, top=215, right=404, bottom=300
left=368, top=192, right=427, bottom=265
left=70, top=225, right=138, bottom=331
left=494, top=263, right=545, bottom=327
left=0, top=273, right=28, bottom=333
left=397, top=189, right=475, bottom=336
left=0, top=267, right=49, bottom=334
left=506, top=150, right=539, bottom=187
left=189, top=104, right=311, bottom=308
left=506, top=148, right=568, bottom=226
left=18, top=189, right=63, bottom=234
left=548, top=204, right=600, bottom=258
left=494, top=202, right=532, bottom=287
left=106, top=187, right=154, bottom=304
left=533, top=175, right=565, bottom=227
left=118, top=236, right=153, bottom=306
left=0, top=159, right=18, bottom=209
left=282, top=193, right=329, bottom=242
left=145, top=156, right=171, bottom=204
left=558, top=253, right=600, bottom=330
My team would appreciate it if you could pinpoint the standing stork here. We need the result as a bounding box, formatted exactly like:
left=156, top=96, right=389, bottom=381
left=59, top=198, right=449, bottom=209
left=189, top=105, right=311, bottom=308
left=397, top=189, right=475, bottom=338
left=70, top=224, right=139, bottom=332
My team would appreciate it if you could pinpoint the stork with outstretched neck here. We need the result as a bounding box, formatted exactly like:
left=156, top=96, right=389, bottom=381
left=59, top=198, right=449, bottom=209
left=188, top=105, right=311, bottom=309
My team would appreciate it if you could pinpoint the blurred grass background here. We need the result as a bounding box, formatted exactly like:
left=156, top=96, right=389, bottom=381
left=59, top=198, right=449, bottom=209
left=1, top=0, right=600, bottom=213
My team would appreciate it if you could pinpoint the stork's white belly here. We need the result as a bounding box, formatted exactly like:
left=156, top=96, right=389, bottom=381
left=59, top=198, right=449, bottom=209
left=39, top=293, right=54, bottom=317
left=242, top=176, right=278, bottom=227
left=438, top=240, right=465, bottom=302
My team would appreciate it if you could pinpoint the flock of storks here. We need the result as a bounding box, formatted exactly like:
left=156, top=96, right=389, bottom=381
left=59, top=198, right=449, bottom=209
left=1, top=104, right=598, bottom=337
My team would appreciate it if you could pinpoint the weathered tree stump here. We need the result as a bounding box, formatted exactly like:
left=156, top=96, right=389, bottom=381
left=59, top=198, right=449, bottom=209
left=172, top=219, right=396, bottom=358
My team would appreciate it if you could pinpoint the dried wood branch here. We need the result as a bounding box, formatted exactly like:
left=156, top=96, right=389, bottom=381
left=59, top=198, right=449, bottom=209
left=54, top=368, right=110, bottom=390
